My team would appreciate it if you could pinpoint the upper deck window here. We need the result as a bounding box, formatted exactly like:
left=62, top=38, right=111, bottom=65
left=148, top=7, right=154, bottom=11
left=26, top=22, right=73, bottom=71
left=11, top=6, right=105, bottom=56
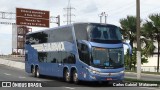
left=89, top=25, right=122, bottom=41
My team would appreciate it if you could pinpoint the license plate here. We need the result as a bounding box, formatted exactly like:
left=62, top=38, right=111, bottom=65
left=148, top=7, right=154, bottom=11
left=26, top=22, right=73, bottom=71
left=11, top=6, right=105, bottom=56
left=107, top=78, right=112, bottom=80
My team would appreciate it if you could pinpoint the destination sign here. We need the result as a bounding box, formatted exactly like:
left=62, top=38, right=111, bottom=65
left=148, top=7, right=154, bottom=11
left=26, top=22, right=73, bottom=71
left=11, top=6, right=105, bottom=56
left=16, top=8, right=49, bottom=27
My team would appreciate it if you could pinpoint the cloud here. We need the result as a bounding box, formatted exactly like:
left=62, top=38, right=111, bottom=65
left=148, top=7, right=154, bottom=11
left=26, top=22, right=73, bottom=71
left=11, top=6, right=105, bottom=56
left=81, top=1, right=98, bottom=14
left=0, top=34, right=12, bottom=55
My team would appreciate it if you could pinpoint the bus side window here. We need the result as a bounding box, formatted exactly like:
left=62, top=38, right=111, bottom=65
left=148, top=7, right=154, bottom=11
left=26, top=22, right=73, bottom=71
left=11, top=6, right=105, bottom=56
left=51, top=58, right=56, bottom=63
left=25, top=35, right=31, bottom=45
left=68, top=53, right=76, bottom=64
left=56, top=52, right=62, bottom=63
left=38, top=52, right=47, bottom=62
left=78, top=43, right=90, bottom=65
left=25, top=53, right=28, bottom=61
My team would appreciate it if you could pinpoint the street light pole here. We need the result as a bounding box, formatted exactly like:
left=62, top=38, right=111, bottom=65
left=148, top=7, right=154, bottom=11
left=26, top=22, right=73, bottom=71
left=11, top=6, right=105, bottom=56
left=57, top=15, right=60, bottom=26
left=100, top=15, right=102, bottom=23
left=136, top=0, right=141, bottom=79
left=99, top=12, right=107, bottom=24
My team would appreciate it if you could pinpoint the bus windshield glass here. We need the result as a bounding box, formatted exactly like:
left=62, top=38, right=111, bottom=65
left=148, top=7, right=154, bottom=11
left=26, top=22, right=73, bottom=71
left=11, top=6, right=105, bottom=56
left=89, top=24, right=122, bottom=40
left=91, top=47, right=123, bottom=68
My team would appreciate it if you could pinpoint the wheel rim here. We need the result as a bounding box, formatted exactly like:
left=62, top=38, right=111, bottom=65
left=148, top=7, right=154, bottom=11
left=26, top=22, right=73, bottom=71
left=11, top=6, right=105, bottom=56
left=36, top=68, right=39, bottom=77
left=32, top=68, right=35, bottom=76
left=73, top=71, right=78, bottom=83
left=65, top=71, right=70, bottom=82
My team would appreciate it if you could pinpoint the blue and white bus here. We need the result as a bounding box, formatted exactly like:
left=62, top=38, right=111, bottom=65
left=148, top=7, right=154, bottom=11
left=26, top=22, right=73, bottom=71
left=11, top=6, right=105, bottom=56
left=25, top=23, right=131, bottom=83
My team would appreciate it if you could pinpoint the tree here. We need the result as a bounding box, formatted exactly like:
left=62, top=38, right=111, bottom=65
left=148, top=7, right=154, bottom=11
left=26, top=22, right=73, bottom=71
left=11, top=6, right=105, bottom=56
left=142, top=14, right=160, bottom=72
left=120, top=16, right=137, bottom=48
left=120, top=16, right=151, bottom=71
left=120, top=16, right=137, bottom=70
left=124, top=48, right=148, bottom=71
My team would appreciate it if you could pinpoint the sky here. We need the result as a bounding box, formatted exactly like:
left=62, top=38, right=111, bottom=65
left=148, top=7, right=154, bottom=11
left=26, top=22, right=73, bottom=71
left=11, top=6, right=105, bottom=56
left=0, top=0, right=160, bottom=54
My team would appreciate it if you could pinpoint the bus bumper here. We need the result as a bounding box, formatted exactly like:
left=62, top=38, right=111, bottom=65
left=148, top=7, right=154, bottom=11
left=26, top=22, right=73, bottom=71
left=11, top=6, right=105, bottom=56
left=86, top=72, right=124, bottom=81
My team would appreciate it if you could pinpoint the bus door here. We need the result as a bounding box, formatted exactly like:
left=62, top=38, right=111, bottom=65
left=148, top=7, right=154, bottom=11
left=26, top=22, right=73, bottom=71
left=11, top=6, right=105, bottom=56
left=25, top=46, right=38, bottom=73
left=77, top=41, right=91, bottom=74
left=25, top=46, right=35, bottom=73
left=25, top=49, right=30, bottom=73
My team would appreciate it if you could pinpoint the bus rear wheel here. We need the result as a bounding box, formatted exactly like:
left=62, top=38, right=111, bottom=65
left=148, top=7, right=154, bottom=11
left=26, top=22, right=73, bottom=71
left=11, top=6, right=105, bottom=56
left=35, top=67, right=40, bottom=78
left=64, top=69, right=70, bottom=82
left=73, top=70, right=79, bottom=84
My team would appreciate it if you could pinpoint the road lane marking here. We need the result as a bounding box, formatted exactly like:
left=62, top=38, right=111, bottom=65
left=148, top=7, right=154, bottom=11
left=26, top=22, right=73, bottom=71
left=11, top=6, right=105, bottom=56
left=4, top=73, right=11, bottom=76
left=64, top=87, right=75, bottom=90
left=18, top=76, right=26, bottom=79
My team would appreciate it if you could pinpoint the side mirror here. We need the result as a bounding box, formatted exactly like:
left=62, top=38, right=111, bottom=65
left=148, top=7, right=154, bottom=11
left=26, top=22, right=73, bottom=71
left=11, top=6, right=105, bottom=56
left=123, top=42, right=132, bottom=56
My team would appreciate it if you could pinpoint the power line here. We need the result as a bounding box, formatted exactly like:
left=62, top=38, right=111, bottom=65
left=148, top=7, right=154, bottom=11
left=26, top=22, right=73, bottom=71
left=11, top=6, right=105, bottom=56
left=109, top=3, right=136, bottom=17
left=107, top=1, right=160, bottom=18
left=141, top=6, right=160, bottom=15
left=0, top=22, right=15, bottom=25
left=107, top=1, right=135, bottom=13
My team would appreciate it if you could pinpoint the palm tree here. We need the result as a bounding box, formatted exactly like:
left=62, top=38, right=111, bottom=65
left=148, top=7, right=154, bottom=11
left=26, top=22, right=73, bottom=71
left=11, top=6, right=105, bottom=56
left=142, top=14, right=160, bottom=72
left=120, top=16, right=149, bottom=71
left=120, top=16, right=137, bottom=48
left=120, top=16, right=137, bottom=70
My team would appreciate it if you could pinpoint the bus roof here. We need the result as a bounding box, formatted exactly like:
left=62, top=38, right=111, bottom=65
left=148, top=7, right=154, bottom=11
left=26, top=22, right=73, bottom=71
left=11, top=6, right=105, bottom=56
left=27, top=22, right=118, bottom=35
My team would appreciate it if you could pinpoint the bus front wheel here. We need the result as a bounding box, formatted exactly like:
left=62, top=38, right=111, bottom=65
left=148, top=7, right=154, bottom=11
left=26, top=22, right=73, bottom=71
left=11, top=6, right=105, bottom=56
left=73, top=70, right=79, bottom=84
left=64, top=69, right=70, bottom=82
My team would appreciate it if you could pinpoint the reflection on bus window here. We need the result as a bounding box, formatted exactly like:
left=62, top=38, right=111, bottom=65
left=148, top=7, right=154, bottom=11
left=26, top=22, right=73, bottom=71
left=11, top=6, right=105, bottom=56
left=89, top=25, right=122, bottom=40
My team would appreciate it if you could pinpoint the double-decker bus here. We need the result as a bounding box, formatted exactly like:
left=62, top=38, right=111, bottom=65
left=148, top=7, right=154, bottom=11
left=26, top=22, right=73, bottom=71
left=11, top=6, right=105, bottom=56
left=25, top=23, right=131, bottom=83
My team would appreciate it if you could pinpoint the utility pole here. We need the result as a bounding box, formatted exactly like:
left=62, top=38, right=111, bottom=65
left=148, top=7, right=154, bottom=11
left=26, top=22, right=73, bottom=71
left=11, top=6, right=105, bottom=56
left=136, top=0, right=141, bottom=79
left=56, top=15, right=60, bottom=26
left=99, top=12, right=108, bottom=24
left=157, top=31, right=160, bottom=72
left=64, top=0, right=75, bottom=25
left=100, top=15, right=102, bottom=23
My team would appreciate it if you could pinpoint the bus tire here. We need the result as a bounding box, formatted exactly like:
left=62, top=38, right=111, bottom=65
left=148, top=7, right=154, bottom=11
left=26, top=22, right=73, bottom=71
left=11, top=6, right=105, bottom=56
left=73, top=70, right=79, bottom=84
left=64, top=69, right=70, bottom=82
left=35, top=67, right=40, bottom=78
left=31, top=66, right=36, bottom=77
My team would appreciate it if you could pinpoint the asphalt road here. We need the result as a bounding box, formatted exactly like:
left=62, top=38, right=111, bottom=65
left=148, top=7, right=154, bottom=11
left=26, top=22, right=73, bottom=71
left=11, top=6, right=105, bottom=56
left=0, top=56, right=160, bottom=81
left=0, top=64, right=159, bottom=90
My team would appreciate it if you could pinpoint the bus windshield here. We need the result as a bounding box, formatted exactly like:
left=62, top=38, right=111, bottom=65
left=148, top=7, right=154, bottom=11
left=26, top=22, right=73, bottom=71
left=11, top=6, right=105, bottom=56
left=91, top=47, right=123, bottom=68
left=89, top=25, right=122, bottom=40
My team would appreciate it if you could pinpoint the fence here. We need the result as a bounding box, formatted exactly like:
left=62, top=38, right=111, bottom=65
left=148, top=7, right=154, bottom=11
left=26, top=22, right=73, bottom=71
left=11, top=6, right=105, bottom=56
left=141, top=66, right=160, bottom=72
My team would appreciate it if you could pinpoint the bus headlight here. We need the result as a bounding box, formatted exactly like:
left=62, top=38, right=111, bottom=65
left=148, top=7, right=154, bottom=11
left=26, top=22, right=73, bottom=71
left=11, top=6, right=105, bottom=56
left=86, top=68, right=100, bottom=74
left=119, top=71, right=124, bottom=74
left=25, top=50, right=28, bottom=53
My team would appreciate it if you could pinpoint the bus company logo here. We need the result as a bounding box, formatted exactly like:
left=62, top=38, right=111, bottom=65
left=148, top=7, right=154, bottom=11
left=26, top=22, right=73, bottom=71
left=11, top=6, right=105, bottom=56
left=32, top=42, right=65, bottom=52
left=2, top=82, right=11, bottom=87
left=108, top=73, right=111, bottom=76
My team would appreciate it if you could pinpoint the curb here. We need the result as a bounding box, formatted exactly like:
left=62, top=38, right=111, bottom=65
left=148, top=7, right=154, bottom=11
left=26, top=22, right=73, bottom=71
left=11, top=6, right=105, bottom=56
left=0, top=58, right=25, bottom=70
